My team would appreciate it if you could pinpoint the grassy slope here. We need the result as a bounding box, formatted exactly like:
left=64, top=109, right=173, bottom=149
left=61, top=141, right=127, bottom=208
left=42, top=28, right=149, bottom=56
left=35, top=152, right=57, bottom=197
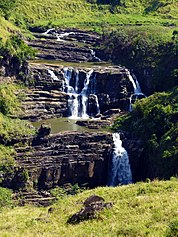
left=0, top=179, right=178, bottom=237
left=0, top=17, right=20, bottom=41
left=8, top=0, right=178, bottom=31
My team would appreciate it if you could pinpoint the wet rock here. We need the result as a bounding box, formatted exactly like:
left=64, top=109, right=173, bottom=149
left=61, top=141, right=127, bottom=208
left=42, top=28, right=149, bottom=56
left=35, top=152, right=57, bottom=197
left=27, top=29, right=100, bottom=62
left=38, top=123, right=51, bottom=137
left=19, top=64, right=133, bottom=121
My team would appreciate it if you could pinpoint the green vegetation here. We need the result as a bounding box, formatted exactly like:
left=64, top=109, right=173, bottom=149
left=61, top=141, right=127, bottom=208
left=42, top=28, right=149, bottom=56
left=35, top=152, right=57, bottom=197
left=0, top=35, right=36, bottom=63
left=0, top=187, right=13, bottom=209
left=0, top=179, right=178, bottom=236
left=113, top=87, right=178, bottom=179
left=99, top=26, right=178, bottom=91
left=0, top=83, right=21, bottom=116
left=0, top=0, right=177, bottom=33
left=0, top=82, right=35, bottom=183
left=0, top=16, right=19, bottom=41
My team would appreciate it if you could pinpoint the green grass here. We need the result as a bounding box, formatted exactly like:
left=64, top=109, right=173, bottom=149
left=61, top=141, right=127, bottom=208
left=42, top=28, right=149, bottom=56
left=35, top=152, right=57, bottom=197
left=0, top=83, right=36, bottom=142
left=6, top=0, right=178, bottom=32
left=1, top=0, right=178, bottom=42
left=0, top=16, right=20, bottom=41
left=0, top=179, right=178, bottom=236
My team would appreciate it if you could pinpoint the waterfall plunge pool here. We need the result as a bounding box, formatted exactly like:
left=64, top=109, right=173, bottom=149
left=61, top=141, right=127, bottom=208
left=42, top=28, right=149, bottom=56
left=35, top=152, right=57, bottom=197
left=32, top=117, right=111, bottom=134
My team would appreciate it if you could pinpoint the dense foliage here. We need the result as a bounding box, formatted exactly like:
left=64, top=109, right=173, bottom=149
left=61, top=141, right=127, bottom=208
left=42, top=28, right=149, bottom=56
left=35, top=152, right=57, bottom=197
left=0, top=187, right=13, bottom=209
left=0, top=36, right=36, bottom=63
left=99, top=27, right=178, bottom=92
left=0, top=83, right=35, bottom=184
left=0, top=0, right=17, bottom=19
left=113, top=87, right=178, bottom=179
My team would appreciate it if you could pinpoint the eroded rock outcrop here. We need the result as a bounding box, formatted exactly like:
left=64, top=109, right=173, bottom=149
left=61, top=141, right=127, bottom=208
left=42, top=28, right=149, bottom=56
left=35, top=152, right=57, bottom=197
left=67, top=195, right=113, bottom=224
left=14, top=132, right=113, bottom=190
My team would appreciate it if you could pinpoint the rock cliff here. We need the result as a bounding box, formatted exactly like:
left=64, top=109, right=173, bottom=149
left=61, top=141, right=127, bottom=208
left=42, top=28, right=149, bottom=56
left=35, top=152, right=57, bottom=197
left=14, top=132, right=113, bottom=190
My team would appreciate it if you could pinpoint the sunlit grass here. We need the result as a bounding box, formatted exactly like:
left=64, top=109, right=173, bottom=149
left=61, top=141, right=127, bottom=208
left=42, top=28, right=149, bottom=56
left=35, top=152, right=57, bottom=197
left=0, top=179, right=178, bottom=237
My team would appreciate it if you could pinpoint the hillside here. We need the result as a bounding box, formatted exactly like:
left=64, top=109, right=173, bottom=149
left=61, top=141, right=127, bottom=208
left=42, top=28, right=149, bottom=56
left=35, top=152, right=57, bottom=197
left=0, top=16, right=20, bottom=41
left=0, top=2, right=177, bottom=234
left=0, top=0, right=177, bottom=32
left=0, top=179, right=178, bottom=237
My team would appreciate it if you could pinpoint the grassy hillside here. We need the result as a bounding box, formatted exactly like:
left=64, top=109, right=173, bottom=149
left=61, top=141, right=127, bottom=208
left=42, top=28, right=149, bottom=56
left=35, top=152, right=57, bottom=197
left=5, top=0, right=178, bottom=31
left=0, top=17, right=20, bottom=41
left=0, top=179, right=178, bottom=237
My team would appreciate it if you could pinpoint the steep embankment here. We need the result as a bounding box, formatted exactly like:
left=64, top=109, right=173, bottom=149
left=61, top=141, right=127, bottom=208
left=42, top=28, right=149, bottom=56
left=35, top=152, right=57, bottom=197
left=0, top=16, right=20, bottom=41
left=0, top=179, right=178, bottom=237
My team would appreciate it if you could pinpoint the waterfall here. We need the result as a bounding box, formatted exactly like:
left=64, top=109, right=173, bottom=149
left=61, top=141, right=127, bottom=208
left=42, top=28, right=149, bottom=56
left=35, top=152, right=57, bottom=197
left=48, top=69, right=60, bottom=81
left=42, top=28, right=75, bottom=42
left=56, top=32, right=75, bottom=42
left=63, top=67, right=100, bottom=119
left=90, top=49, right=102, bottom=62
left=126, top=69, right=146, bottom=111
left=43, top=28, right=55, bottom=35
left=108, top=133, right=132, bottom=186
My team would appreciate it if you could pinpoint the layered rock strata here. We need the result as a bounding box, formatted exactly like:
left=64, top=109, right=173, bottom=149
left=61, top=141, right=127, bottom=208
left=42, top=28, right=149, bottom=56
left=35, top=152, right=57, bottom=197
left=27, top=29, right=101, bottom=62
left=15, top=132, right=113, bottom=190
left=20, top=63, right=134, bottom=120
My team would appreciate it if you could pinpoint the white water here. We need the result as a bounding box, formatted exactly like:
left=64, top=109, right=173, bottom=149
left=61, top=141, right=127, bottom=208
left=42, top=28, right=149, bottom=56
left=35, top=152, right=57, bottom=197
left=126, top=69, right=146, bottom=111
left=56, top=32, right=75, bottom=42
left=62, top=67, right=100, bottom=119
left=42, top=28, right=75, bottom=42
left=108, top=133, right=132, bottom=186
left=43, top=28, right=55, bottom=35
left=48, top=69, right=60, bottom=81
left=90, top=49, right=102, bottom=62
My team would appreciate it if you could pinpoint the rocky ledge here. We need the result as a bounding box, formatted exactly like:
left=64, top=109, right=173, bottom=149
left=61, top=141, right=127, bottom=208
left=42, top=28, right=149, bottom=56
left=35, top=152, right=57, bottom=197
left=19, top=63, right=134, bottom=121
left=27, top=29, right=101, bottom=62
left=14, top=131, right=113, bottom=190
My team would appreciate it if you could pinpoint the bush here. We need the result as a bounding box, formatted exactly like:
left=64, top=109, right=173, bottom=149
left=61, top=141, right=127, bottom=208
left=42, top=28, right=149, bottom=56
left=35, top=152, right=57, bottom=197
left=0, top=83, right=21, bottom=116
left=0, top=187, right=13, bottom=209
left=5, top=35, right=36, bottom=61
left=166, top=218, right=178, bottom=237
left=113, top=87, right=178, bottom=179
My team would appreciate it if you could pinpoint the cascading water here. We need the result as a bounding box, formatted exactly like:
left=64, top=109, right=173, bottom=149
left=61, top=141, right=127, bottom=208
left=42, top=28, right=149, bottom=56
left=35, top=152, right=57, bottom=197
left=126, top=69, right=146, bottom=111
left=42, top=28, right=75, bottom=42
left=108, top=133, right=132, bottom=186
left=90, top=49, right=102, bottom=62
left=62, top=67, right=100, bottom=119
left=56, top=32, right=75, bottom=42
left=48, top=69, right=60, bottom=81
left=43, top=28, right=55, bottom=35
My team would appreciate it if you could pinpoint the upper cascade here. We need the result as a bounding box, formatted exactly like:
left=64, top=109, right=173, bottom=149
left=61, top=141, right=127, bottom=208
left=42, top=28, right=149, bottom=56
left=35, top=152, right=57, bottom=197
left=62, top=67, right=100, bottom=119
left=108, top=133, right=132, bottom=186
left=28, top=28, right=102, bottom=62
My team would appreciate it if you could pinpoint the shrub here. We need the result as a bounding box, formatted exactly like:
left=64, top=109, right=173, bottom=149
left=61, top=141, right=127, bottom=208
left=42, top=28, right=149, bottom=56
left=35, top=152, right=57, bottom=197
left=0, top=187, right=13, bottom=209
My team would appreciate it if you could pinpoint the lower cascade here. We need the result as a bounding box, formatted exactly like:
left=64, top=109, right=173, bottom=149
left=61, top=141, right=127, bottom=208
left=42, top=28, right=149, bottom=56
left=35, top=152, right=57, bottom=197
left=108, top=133, right=132, bottom=186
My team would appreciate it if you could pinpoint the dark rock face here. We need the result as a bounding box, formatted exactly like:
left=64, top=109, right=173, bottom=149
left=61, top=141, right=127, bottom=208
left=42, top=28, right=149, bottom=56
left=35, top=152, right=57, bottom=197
left=15, top=132, right=113, bottom=190
left=121, top=134, right=145, bottom=183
